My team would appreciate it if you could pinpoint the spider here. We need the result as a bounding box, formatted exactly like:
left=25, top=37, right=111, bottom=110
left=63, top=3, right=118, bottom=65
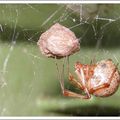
left=59, top=59, right=120, bottom=99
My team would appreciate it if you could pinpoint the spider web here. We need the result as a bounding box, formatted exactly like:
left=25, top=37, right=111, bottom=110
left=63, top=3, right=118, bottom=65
left=0, top=3, right=120, bottom=116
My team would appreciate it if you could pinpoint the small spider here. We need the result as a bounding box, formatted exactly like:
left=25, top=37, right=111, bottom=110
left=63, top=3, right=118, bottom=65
left=60, top=59, right=120, bottom=99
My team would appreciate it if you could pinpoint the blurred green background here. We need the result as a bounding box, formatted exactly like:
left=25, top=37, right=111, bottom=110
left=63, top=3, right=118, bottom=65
left=0, top=4, right=120, bottom=116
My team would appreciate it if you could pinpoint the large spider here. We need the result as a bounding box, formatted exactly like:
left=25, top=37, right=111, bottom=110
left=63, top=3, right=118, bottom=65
left=60, top=59, right=120, bottom=99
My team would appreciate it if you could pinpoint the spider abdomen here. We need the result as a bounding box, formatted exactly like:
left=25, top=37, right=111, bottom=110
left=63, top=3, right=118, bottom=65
left=88, top=59, right=120, bottom=97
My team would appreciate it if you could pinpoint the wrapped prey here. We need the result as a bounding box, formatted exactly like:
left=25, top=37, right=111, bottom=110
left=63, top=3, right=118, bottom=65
left=37, top=23, right=80, bottom=59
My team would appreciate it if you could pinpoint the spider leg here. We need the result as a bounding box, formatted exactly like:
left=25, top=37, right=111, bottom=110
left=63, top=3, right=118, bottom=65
left=75, top=68, right=90, bottom=97
left=63, top=89, right=91, bottom=99
left=58, top=72, right=91, bottom=99
left=55, top=57, right=65, bottom=92
left=56, top=56, right=91, bottom=99
left=89, top=83, right=109, bottom=93
left=69, top=73, right=84, bottom=90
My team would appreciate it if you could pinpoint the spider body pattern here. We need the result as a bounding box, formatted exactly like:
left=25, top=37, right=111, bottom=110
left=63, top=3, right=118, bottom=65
left=62, top=59, right=120, bottom=99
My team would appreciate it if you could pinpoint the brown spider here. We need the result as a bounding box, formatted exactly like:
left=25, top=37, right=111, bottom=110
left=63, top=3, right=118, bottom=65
left=60, top=59, right=120, bottom=99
